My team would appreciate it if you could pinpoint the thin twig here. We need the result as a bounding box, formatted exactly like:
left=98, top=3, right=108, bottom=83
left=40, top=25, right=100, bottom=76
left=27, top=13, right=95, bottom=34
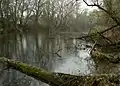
left=90, top=41, right=97, bottom=54
left=59, top=77, right=77, bottom=86
left=82, top=0, right=120, bottom=25
left=100, top=25, right=118, bottom=34
left=53, top=49, right=62, bottom=58
left=75, top=25, right=118, bottom=40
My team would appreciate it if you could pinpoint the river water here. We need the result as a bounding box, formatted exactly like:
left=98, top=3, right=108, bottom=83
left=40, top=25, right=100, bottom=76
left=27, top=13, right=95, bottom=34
left=27, top=36, right=95, bottom=86
left=0, top=33, right=96, bottom=86
left=1, top=33, right=119, bottom=86
left=29, top=46, right=94, bottom=86
left=54, top=50, right=91, bottom=75
left=38, top=47, right=94, bottom=86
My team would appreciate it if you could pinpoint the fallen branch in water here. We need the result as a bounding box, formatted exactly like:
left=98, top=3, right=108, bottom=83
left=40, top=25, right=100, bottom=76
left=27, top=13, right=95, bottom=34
left=92, top=51, right=120, bottom=64
left=0, top=57, right=119, bottom=86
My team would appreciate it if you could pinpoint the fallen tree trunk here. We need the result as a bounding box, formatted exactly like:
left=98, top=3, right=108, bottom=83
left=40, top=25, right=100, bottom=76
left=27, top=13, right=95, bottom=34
left=0, top=57, right=119, bottom=86
left=92, top=51, right=120, bottom=64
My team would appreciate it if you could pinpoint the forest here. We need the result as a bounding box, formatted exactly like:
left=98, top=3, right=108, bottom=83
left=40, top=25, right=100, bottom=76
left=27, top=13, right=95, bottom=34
left=0, top=0, right=120, bottom=86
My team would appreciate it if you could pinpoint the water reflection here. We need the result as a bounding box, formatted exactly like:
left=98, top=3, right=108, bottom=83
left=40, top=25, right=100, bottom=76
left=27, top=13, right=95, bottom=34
left=54, top=49, right=91, bottom=75
left=0, top=33, right=94, bottom=86
left=38, top=48, right=93, bottom=86
left=39, top=48, right=94, bottom=86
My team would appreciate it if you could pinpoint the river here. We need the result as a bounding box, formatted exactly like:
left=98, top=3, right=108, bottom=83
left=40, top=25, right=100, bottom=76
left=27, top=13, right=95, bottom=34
left=38, top=45, right=94, bottom=86
left=0, top=33, right=95, bottom=86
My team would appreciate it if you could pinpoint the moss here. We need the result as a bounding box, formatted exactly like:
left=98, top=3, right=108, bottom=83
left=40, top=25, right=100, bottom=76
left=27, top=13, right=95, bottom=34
left=88, top=28, right=101, bottom=42
left=83, top=74, right=118, bottom=86
left=92, top=51, right=109, bottom=62
left=91, top=33, right=101, bottom=41
left=53, top=73, right=119, bottom=86
left=0, top=57, right=64, bottom=86
left=0, top=57, right=119, bottom=86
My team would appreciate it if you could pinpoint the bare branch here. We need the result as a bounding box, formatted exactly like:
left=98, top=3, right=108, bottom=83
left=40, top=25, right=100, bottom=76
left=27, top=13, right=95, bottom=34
left=100, top=25, right=118, bottom=34
left=53, top=49, right=62, bottom=58
left=74, top=25, right=118, bottom=40
left=83, top=0, right=108, bottom=13
left=89, top=41, right=96, bottom=54
left=97, top=31, right=112, bottom=44
left=82, top=0, right=120, bottom=25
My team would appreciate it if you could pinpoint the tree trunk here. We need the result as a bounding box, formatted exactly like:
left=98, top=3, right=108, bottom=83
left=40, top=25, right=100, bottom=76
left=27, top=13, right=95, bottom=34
left=0, top=57, right=119, bottom=86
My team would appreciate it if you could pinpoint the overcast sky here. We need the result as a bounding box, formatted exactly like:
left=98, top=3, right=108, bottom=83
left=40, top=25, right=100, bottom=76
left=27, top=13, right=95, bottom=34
left=80, top=0, right=98, bottom=11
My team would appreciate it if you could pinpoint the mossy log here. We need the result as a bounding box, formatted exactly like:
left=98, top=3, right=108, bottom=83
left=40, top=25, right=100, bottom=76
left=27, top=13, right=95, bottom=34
left=92, top=51, right=120, bottom=64
left=0, top=57, right=119, bottom=86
